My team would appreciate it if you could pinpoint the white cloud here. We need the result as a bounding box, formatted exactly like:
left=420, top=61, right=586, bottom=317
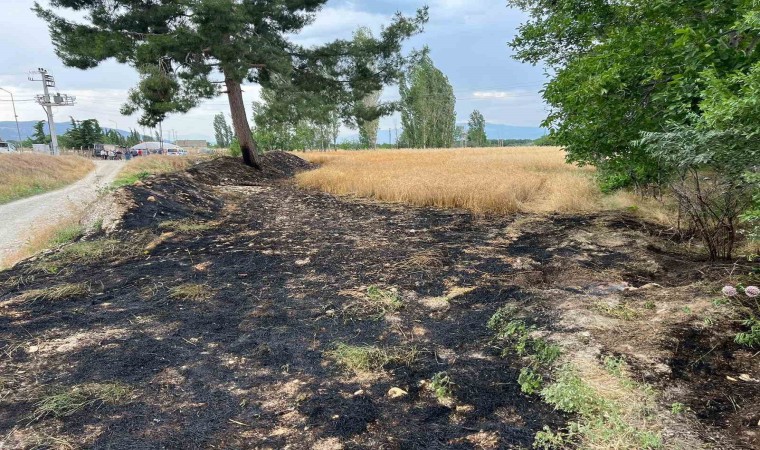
left=295, top=7, right=389, bottom=47
left=473, top=90, right=520, bottom=100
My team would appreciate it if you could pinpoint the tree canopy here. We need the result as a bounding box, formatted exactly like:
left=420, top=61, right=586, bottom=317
left=399, top=53, right=457, bottom=148
left=508, top=0, right=760, bottom=187
left=36, top=0, right=428, bottom=168
left=466, top=110, right=487, bottom=147
left=213, top=113, right=233, bottom=148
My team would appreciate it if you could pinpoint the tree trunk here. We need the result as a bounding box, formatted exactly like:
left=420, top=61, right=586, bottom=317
left=225, top=76, right=261, bottom=169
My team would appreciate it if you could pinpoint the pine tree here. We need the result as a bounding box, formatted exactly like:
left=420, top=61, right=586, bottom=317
left=399, top=52, right=456, bottom=148
left=36, top=1, right=427, bottom=168
left=466, top=110, right=487, bottom=147
left=31, top=121, right=49, bottom=144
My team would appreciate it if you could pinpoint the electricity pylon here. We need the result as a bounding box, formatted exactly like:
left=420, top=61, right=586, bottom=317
left=29, top=68, right=75, bottom=155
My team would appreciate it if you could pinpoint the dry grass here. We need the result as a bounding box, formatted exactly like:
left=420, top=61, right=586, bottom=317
left=326, top=342, right=419, bottom=374
left=0, top=218, right=84, bottom=270
left=17, top=283, right=91, bottom=303
left=31, top=382, right=132, bottom=421
left=0, top=154, right=94, bottom=205
left=297, top=148, right=611, bottom=215
left=168, top=283, right=214, bottom=301
left=113, top=155, right=204, bottom=187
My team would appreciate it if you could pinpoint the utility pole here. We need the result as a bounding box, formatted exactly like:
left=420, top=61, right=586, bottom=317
left=0, top=87, right=22, bottom=144
left=29, top=68, right=75, bottom=155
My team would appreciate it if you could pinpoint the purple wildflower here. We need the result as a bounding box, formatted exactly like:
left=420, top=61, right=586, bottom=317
left=722, top=286, right=738, bottom=297
left=745, top=286, right=759, bottom=298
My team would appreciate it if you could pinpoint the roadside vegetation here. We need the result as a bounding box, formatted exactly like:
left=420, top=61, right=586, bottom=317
left=0, top=154, right=94, bottom=205
left=112, top=155, right=200, bottom=188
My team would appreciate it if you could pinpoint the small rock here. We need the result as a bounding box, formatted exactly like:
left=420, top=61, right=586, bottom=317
left=387, top=387, right=408, bottom=399
left=353, top=389, right=365, bottom=397
left=146, top=195, right=157, bottom=202
left=331, top=414, right=340, bottom=420
left=27, top=345, right=39, bottom=353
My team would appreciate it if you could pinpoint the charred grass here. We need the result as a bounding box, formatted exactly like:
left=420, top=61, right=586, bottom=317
left=0, top=154, right=755, bottom=449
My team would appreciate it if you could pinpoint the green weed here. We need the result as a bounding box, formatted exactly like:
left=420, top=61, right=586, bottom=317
left=603, top=355, right=626, bottom=377
left=429, top=371, right=453, bottom=399
left=536, top=365, right=662, bottom=449
left=518, top=367, right=543, bottom=394
left=594, top=301, right=640, bottom=320
left=735, top=317, right=760, bottom=348
left=367, top=285, right=404, bottom=311
left=670, top=402, right=685, bottom=415
left=50, top=224, right=83, bottom=246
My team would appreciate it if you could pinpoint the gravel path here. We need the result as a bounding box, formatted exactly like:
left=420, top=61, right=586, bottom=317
left=0, top=160, right=123, bottom=262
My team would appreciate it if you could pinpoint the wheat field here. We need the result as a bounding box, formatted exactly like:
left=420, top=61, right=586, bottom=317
left=296, top=147, right=614, bottom=214
left=0, top=153, right=95, bottom=205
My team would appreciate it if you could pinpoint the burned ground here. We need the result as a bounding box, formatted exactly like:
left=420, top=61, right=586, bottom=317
left=0, top=155, right=757, bottom=449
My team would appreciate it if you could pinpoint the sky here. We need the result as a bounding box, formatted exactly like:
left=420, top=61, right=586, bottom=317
left=0, top=0, right=549, bottom=142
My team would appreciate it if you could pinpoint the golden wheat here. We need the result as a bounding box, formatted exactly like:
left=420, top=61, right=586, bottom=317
left=296, top=147, right=611, bottom=214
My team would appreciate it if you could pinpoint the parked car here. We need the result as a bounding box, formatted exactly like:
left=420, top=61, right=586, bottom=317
left=0, top=140, right=16, bottom=153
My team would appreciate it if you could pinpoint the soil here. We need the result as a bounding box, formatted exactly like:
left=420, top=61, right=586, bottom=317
left=0, top=153, right=757, bottom=449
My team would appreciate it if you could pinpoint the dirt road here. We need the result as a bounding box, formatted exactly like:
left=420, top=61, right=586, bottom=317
left=0, top=160, right=122, bottom=262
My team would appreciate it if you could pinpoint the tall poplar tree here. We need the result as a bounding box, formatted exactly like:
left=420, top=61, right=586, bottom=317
left=399, top=53, right=456, bottom=148
left=35, top=1, right=428, bottom=169
left=466, top=110, right=487, bottom=147
left=213, top=113, right=233, bottom=148
left=355, top=28, right=382, bottom=149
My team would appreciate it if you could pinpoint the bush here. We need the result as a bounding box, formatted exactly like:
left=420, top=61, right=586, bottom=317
left=638, top=126, right=758, bottom=260
left=229, top=137, right=241, bottom=157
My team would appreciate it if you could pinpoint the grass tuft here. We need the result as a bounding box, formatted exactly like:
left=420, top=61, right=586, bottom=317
left=168, top=283, right=213, bottom=301
left=112, top=155, right=204, bottom=188
left=159, top=219, right=215, bottom=233
left=326, top=342, right=418, bottom=374
left=594, top=301, right=640, bottom=321
left=18, top=283, right=90, bottom=303
left=366, top=285, right=404, bottom=311
left=31, top=382, right=132, bottom=421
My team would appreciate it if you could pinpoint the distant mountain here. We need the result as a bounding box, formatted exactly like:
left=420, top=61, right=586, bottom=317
left=479, top=123, right=547, bottom=140
left=0, top=120, right=130, bottom=141
left=340, top=122, right=547, bottom=144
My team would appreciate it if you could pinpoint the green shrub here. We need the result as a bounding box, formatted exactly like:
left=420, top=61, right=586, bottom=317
left=429, top=371, right=453, bottom=399
left=518, top=367, right=543, bottom=394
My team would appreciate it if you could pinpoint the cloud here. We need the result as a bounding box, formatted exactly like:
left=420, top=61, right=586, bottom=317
left=295, top=7, right=389, bottom=47
left=472, top=90, right=523, bottom=100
